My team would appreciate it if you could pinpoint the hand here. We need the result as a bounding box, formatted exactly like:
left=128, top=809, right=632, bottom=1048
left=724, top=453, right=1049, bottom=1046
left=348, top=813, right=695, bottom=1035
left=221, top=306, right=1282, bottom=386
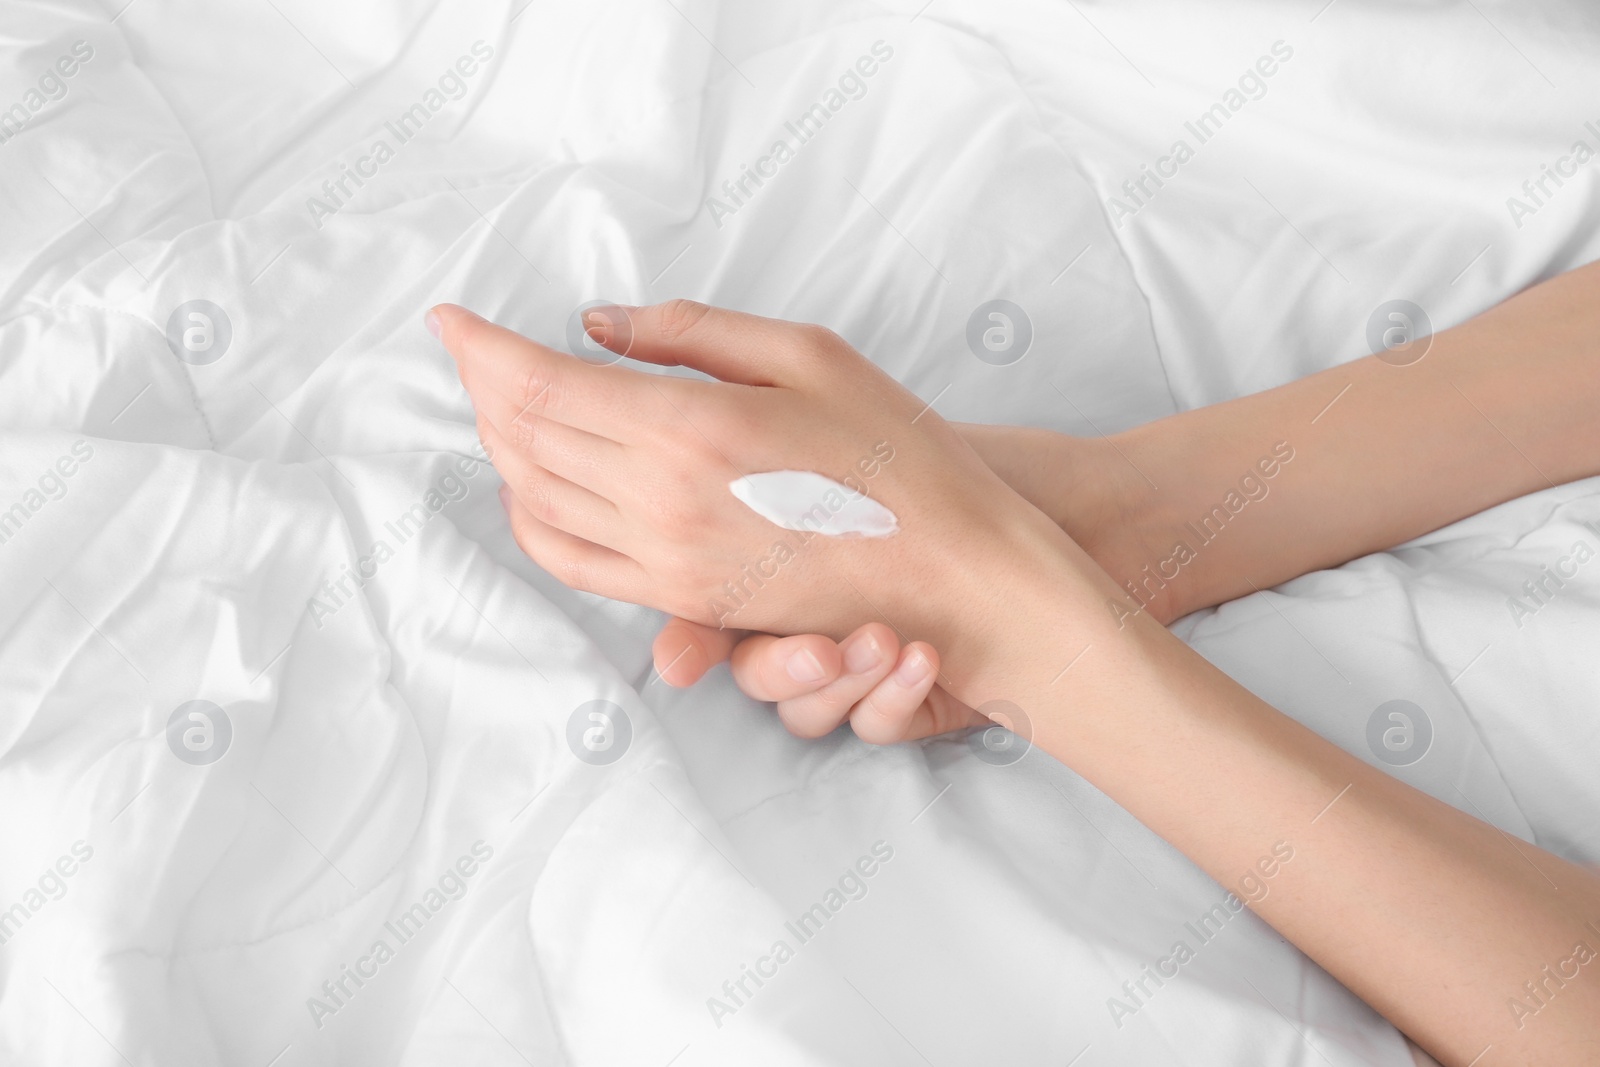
left=649, top=421, right=1172, bottom=745
left=653, top=617, right=987, bottom=743
left=433, top=299, right=1083, bottom=694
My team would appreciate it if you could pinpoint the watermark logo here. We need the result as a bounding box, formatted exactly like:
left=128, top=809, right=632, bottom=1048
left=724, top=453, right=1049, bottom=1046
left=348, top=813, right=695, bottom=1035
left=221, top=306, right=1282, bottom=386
left=0, top=441, right=94, bottom=549
left=706, top=840, right=894, bottom=1028
left=1366, top=299, right=1432, bottom=367
left=567, top=302, right=633, bottom=366
left=0, top=840, right=94, bottom=948
left=1506, top=923, right=1600, bottom=1032
left=306, top=841, right=495, bottom=1029
left=967, top=700, right=1032, bottom=766
left=1506, top=526, right=1598, bottom=629
left=308, top=450, right=491, bottom=628
left=166, top=700, right=232, bottom=765
left=1108, top=441, right=1296, bottom=629
left=1365, top=699, right=1432, bottom=767
left=0, top=40, right=95, bottom=149
left=703, top=41, right=895, bottom=228
left=166, top=300, right=232, bottom=366
left=1505, top=120, right=1600, bottom=229
left=1106, top=841, right=1295, bottom=1027
left=965, top=299, right=1033, bottom=366
left=567, top=699, right=631, bottom=765
left=1105, top=40, right=1294, bottom=227
left=306, top=41, right=495, bottom=228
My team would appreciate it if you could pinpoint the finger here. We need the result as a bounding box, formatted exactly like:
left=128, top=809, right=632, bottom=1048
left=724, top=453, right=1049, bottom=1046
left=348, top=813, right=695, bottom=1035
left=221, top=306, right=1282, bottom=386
left=652, top=618, right=738, bottom=688
left=773, top=622, right=900, bottom=739
left=466, top=376, right=625, bottom=497
left=479, top=419, right=626, bottom=551
left=728, top=633, right=843, bottom=703
left=847, top=642, right=944, bottom=745
left=888, top=683, right=988, bottom=742
left=583, top=299, right=829, bottom=387
left=431, top=303, right=644, bottom=440
left=500, top=485, right=644, bottom=601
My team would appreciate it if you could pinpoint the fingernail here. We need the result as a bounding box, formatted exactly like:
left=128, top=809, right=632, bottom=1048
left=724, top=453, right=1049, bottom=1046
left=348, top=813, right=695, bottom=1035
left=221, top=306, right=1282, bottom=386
left=843, top=634, right=880, bottom=675
left=893, top=649, right=930, bottom=687
left=425, top=309, right=442, bottom=339
left=786, top=648, right=827, bottom=684
left=659, top=643, right=700, bottom=687
left=583, top=310, right=610, bottom=346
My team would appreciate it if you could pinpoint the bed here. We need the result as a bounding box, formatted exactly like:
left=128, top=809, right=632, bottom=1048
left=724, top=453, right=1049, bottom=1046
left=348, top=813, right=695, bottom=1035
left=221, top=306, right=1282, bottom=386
left=2, top=0, right=1598, bottom=1063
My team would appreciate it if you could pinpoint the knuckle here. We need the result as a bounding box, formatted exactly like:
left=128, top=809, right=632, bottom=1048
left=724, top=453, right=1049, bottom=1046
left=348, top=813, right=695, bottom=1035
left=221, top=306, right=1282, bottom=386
left=786, top=323, right=852, bottom=375
left=849, top=702, right=898, bottom=745
left=791, top=324, right=846, bottom=366
left=518, top=364, right=557, bottom=416
left=662, top=462, right=703, bottom=505
left=806, top=684, right=856, bottom=716
left=520, top=470, right=559, bottom=522
left=795, top=322, right=842, bottom=350
left=654, top=299, right=711, bottom=342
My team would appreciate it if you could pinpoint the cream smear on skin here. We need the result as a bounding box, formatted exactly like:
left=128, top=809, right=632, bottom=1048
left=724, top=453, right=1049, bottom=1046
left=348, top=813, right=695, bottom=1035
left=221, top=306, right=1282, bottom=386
left=728, top=471, right=898, bottom=538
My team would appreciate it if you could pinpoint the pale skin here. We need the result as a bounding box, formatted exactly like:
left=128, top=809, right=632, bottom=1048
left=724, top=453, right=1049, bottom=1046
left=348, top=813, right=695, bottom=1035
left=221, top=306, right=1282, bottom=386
left=429, top=258, right=1600, bottom=1066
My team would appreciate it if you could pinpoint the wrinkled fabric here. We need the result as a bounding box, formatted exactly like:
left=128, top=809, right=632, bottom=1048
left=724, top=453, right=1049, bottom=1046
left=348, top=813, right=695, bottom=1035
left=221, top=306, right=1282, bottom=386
left=1, top=1, right=1597, bottom=1065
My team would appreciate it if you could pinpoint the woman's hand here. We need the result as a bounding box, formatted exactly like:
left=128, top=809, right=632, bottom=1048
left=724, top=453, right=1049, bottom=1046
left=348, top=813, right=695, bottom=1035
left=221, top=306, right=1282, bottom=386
left=653, top=617, right=987, bottom=743
left=436, top=272, right=1600, bottom=1065
left=431, top=298, right=1084, bottom=699
left=649, top=422, right=1169, bottom=745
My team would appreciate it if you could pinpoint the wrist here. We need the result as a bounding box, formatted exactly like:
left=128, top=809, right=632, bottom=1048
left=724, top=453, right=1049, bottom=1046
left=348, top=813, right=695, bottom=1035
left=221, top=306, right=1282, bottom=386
left=919, top=505, right=1120, bottom=711
left=1067, top=430, right=1198, bottom=625
left=1106, top=409, right=1312, bottom=623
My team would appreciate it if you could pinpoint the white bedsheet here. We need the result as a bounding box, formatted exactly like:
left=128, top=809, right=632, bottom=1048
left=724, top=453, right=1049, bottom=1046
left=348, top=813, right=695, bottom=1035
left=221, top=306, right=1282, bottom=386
left=2, top=1, right=1598, bottom=1064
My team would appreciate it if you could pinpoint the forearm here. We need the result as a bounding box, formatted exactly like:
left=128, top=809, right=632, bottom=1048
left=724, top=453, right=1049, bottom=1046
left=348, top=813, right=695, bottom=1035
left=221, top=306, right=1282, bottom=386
left=950, top=266, right=1600, bottom=1061
left=1100, top=261, right=1600, bottom=620
left=942, top=539, right=1600, bottom=1066
left=448, top=291, right=1600, bottom=1062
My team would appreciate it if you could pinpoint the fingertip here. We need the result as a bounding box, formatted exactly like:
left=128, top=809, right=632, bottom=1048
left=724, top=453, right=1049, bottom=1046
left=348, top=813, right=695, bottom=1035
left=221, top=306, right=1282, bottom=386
left=894, top=642, right=939, bottom=688
left=652, top=626, right=706, bottom=688
left=428, top=302, right=464, bottom=325
left=582, top=304, right=638, bottom=355
left=840, top=621, right=899, bottom=676
left=732, top=633, right=842, bottom=702
left=782, top=635, right=842, bottom=689
left=850, top=641, right=940, bottom=746
left=654, top=617, right=740, bottom=688
left=428, top=304, right=484, bottom=349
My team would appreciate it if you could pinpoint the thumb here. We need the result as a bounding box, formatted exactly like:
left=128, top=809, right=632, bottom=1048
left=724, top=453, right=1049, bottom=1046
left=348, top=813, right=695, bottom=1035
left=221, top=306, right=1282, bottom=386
left=652, top=617, right=738, bottom=687
left=583, top=299, right=829, bottom=387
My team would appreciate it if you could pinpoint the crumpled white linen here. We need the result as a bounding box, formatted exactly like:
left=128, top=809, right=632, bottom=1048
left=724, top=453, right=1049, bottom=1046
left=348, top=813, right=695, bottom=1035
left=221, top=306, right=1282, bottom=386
left=2, top=1, right=1597, bottom=1065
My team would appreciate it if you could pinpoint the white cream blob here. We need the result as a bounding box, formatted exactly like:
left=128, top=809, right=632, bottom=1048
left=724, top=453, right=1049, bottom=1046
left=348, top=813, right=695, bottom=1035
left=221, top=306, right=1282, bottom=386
left=728, top=470, right=898, bottom=538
